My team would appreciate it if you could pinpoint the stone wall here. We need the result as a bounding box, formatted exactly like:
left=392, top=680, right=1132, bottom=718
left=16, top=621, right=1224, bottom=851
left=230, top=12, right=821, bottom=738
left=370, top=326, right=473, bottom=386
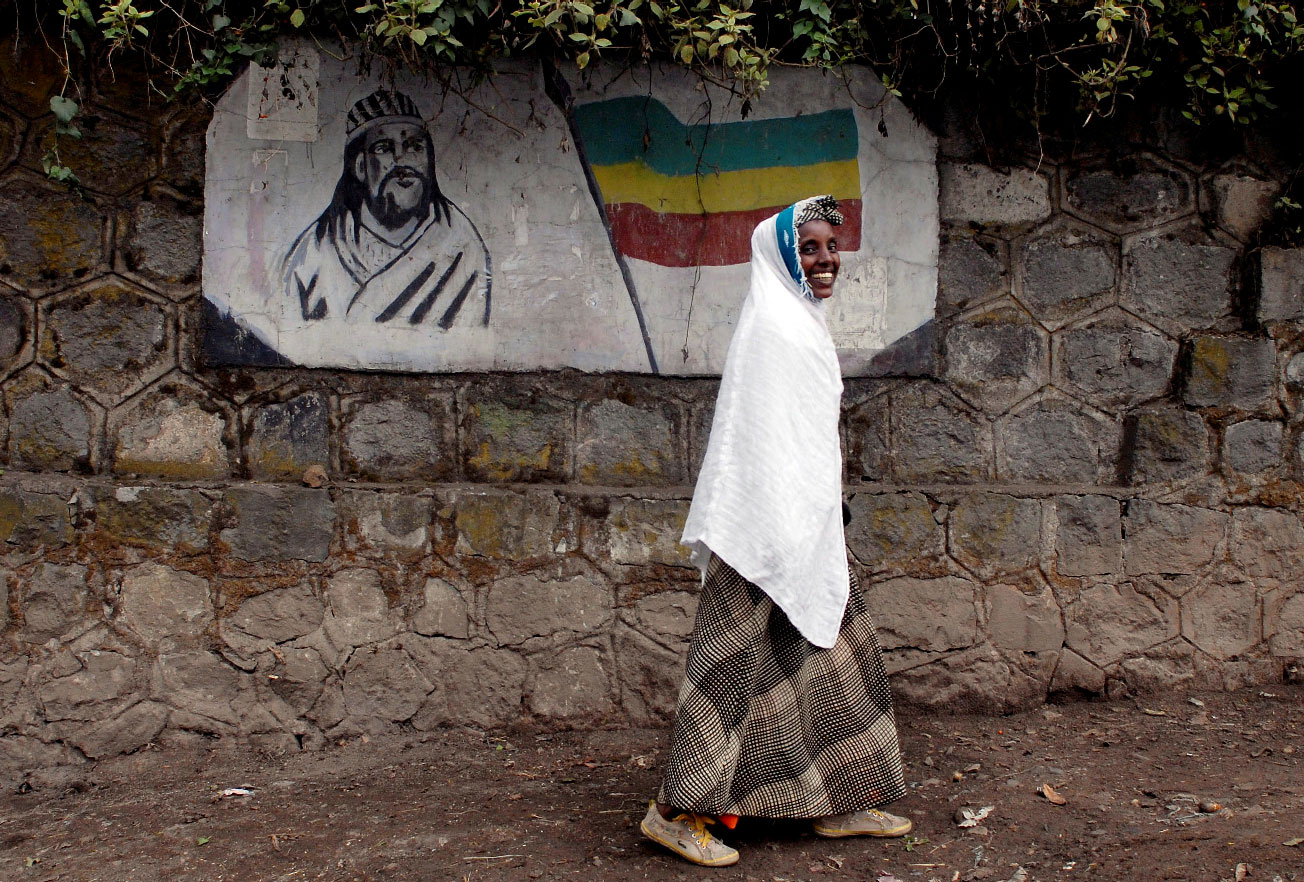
left=1, top=45, right=1304, bottom=765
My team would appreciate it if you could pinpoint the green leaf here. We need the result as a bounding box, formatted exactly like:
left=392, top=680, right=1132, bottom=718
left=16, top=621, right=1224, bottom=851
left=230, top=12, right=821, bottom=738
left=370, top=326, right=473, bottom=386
left=197, top=837, right=211, bottom=846
left=411, top=28, right=427, bottom=44
left=289, top=8, right=306, bottom=27
left=212, top=13, right=230, bottom=29
left=50, top=96, right=79, bottom=124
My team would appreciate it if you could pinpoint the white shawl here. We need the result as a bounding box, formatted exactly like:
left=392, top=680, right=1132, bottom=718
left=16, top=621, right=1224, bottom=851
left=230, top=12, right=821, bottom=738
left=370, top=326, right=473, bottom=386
left=680, top=203, right=848, bottom=648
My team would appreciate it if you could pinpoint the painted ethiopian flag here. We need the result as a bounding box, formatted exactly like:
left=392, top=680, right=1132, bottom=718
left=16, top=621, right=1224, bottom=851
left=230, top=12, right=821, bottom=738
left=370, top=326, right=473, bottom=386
left=573, top=97, right=861, bottom=267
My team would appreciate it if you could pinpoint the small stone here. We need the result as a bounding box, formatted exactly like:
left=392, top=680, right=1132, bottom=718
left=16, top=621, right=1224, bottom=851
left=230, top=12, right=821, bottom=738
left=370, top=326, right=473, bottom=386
left=302, top=464, right=327, bottom=488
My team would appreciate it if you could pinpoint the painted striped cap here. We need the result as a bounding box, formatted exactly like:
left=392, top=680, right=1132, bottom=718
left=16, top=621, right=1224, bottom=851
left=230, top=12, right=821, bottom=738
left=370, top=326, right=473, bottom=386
left=346, top=90, right=423, bottom=139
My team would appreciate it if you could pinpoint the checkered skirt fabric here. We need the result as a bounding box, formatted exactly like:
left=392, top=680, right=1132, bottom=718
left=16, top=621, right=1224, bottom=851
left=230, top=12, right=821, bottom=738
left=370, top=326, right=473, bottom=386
left=657, top=555, right=907, bottom=818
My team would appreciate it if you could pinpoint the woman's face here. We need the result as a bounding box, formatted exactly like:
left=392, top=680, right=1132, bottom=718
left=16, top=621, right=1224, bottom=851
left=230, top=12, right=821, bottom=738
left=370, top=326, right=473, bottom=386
left=797, top=219, right=840, bottom=299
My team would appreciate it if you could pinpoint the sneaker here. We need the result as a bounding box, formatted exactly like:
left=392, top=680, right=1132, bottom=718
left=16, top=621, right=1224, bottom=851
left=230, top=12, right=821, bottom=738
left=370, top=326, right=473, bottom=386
left=640, top=801, right=740, bottom=867
left=813, top=807, right=913, bottom=838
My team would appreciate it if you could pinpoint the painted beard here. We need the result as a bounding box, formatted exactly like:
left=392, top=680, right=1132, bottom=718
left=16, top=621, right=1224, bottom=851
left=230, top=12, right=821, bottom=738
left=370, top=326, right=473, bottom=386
left=369, top=167, right=430, bottom=231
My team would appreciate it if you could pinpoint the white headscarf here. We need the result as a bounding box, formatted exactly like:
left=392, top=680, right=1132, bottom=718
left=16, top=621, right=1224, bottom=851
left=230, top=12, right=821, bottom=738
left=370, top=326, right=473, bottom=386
left=680, top=197, right=848, bottom=648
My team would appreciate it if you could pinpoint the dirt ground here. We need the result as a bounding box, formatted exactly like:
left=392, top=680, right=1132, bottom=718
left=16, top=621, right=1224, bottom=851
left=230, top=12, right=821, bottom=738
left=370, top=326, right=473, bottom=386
left=1, top=685, right=1300, bottom=882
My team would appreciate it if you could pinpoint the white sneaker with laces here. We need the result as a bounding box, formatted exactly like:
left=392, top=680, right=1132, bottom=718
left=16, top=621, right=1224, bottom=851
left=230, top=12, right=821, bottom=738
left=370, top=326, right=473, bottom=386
left=640, top=801, right=740, bottom=867
left=813, top=807, right=913, bottom=838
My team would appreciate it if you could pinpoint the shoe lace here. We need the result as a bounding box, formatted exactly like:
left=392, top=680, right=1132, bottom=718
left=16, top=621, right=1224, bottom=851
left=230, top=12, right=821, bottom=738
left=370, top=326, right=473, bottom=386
left=675, top=813, right=719, bottom=847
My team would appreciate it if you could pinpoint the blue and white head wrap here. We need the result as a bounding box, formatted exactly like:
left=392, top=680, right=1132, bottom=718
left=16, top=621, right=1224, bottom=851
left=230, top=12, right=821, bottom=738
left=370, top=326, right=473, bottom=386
left=773, top=195, right=844, bottom=302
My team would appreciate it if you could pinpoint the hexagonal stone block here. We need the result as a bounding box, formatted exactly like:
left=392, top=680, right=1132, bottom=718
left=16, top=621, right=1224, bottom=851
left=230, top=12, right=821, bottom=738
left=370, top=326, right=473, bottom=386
left=117, top=190, right=203, bottom=294
left=5, top=371, right=97, bottom=471
left=39, top=281, right=173, bottom=403
left=0, top=289, right=32, bottom=379
left=160, top=109, right=209, bottom=196
left=247, top=392, right=330, bottom=481
left=0, top=113, right=21, bottom=169
left=1223, top=420, right=1283, bottom=474
left=863, top=574, right=979, bottom=651
left=938, top=162, right=1051, bottom=227
left=577, top=398, right=682, bottom=486
left=1183, top=335, right=1276, bottom=410
left=937, top=232, right=1006, bottom=318
left=1230, top=507, right=1304, bottom=581
left=1121, top=232, right=1235, bottom=333
left=890, top=384, right=991, bottom=483
left=461, top=393, right=572, bottom=483
left=1124, top=406, right=1210, bottom=486
left=845, top=492, right=944, bottom=573
left=996, top=394, right=1117, bottom=484
left=528, top=645, right=616, bottom=720
left=1181, top=576, right=1260, bottom=660
left=341, top=394, right=455, bottom=481
left=943, top=303, right=1049, bottom=414
left=988, top=583, right=1064, bottom=652
left=1268, top=592, right=1304, bottom=657
left=1054, top=494, right=1122, bottom=577
left=1123, top=500, right=1227, bottom=576
left=1064, top=582, right=1179, bottom=667
left=1052, top=310, right=1177, bottom=409
left=1015, top=221, right=1118, bottom=327
left=845, top=390, right=890, bottom=480
left=24, top=113, right=154, bottom=198
left=0, top=40, right=66, bottom=118
left=949, top=493, right=1042, bottom=578
left=111, top=381, right=232, bottom=479
left=1063, top=155, right=1194, bottom=233
left=0, top=173, right=106, bottom=290
left=1206, top=172, right=1278, bottom=242
left=453, top=488, right=559, bottom=560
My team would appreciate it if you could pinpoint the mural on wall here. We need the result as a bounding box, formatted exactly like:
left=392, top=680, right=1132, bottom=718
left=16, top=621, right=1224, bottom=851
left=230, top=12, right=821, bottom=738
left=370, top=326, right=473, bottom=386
left=202, top=47, right=937, bottom=375
left=280, top=89, right=492, bottom=330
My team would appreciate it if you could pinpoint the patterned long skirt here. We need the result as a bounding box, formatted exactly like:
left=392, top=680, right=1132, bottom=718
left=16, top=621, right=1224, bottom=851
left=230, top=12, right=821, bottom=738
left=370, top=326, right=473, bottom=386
left=657, top=554, right=907, bottom=818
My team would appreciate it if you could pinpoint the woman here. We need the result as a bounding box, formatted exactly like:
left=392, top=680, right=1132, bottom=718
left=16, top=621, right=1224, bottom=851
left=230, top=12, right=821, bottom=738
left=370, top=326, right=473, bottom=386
left=641, top=196, right=910, bottom=867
